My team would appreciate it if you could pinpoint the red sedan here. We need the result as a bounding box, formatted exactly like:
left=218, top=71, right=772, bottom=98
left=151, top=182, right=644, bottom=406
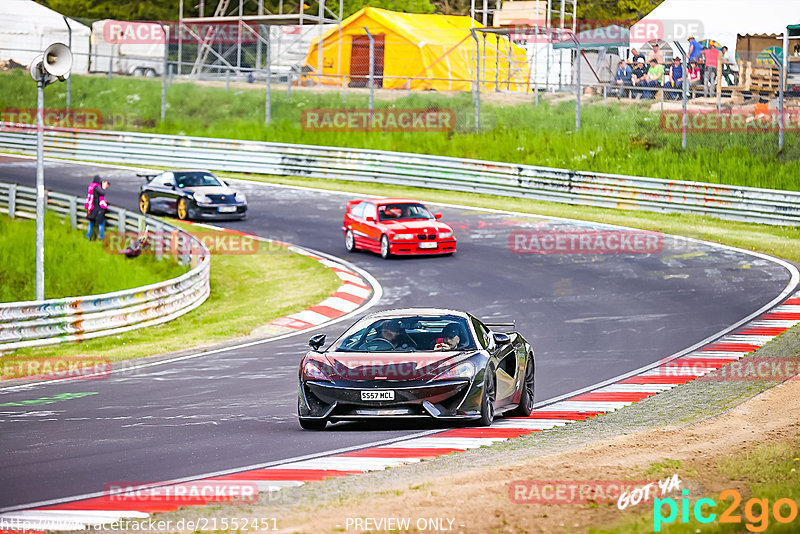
left=342, top=198, right=457, bottom=258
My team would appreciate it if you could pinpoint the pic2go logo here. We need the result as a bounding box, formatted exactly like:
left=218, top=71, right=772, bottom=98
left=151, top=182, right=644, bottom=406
left=654, top=489, right=799, bottom=532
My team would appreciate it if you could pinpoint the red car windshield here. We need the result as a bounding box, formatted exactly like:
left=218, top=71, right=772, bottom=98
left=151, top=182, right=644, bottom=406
left=378, top=203, right=433, bottom=221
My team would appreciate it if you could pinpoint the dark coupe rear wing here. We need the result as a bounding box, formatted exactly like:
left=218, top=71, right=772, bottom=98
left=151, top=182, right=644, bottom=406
left=484, top=321, right=516, bottom=330
left=137, top=172, right=159, bottom=183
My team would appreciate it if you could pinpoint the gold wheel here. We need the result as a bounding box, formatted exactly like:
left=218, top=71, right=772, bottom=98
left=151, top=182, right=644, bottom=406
left=177, top=198, right=188, bottom=220
left=139, top=193, right=150, bottom=214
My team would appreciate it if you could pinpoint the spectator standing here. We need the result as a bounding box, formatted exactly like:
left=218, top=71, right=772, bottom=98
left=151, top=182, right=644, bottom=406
left=703, top=45, right=721, bottom=97
left=665, top=56, right=684, bottom=100
left=688, top=36, right=702, bottom=63
left=647, top=43, right=663, bottom=64
left=631, top=57, right=648, bottom=98
left=629, top=48, right=645, bottom=64
left=643, top=58, right=664, bottom=99
left=85, top=176, right=109, bottom=241
left=613, top=60, right=633, bottom=98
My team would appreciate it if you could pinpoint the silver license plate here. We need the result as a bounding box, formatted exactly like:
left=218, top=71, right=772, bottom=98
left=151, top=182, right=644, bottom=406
left=218, top=206, right=237, bottom=213
left=360, top=390, right=395, bottom=401
left=419, top=242, right=437, bottom=249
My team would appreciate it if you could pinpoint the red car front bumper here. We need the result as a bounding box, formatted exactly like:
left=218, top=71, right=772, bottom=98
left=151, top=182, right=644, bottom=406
left=389, top=239, right=456, bottom=255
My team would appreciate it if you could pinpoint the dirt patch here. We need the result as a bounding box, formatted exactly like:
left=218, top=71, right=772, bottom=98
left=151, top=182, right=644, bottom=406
left=270, top=375, right=800, bottom=533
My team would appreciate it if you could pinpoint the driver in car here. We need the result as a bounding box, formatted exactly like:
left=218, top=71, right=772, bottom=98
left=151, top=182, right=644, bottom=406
left=434, top=323, right=463, bottom=351
left=379, top=320, right=415, bottom=350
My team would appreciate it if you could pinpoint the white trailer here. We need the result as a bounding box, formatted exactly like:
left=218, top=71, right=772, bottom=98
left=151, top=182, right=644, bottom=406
left=90, top=20, right=164, bottom=76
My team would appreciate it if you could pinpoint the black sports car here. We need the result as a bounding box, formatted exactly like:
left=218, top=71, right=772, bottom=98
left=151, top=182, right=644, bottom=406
left=297, top=308, right=535, bottom=430
left=138, top=169, right=247, bottom=220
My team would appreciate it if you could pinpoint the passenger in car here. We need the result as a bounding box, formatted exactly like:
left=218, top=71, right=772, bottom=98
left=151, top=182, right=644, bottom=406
left=434, top=323, right=465, bottom=351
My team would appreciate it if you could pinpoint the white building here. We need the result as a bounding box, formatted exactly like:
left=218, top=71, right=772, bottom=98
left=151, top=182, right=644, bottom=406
left=0, top=0, right=91, bottom=74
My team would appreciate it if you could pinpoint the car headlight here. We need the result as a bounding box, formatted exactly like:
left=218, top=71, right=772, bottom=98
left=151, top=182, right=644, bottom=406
left=302, top=360, right=330, bottom=381
left=438, top=231, right=454, bottom=239
left=432, top=361, right=475, bottom=381
left=235, top=191, right=246, bottom=203
left=393, top=233, right=414, bottom=240
left=193, top=192, right=211, bottom=204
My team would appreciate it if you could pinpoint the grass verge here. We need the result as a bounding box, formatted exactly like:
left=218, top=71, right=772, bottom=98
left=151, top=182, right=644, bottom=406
left=1, top=69, right=798, bottom=190
left=0, top=212, right=186, bottom=302
left=227, top=172, right=800, bottom=265
left=2, top=221, right=341, bottom=372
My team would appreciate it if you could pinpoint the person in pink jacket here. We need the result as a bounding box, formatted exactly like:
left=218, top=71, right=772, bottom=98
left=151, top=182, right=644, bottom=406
left=85, top=175, right=110, bottom=241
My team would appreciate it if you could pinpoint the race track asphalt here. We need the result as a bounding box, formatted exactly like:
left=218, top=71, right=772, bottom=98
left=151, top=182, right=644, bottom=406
left=0, top=156, right=793, bottom=508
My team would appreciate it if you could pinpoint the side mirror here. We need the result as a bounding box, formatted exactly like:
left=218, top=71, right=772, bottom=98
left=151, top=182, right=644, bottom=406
left=169, top=183, right=176, bottom=189
left=309, top=333, right=326, bottom=351
left=365, top=216, right=375, bottom=223
left=435, top=213, right=442, bottom=220
left=492, top=332, right=511, bottom=346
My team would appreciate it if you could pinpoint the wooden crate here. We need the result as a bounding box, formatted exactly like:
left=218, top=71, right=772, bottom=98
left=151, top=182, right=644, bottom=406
left=737, top=61, right=782, bottom=91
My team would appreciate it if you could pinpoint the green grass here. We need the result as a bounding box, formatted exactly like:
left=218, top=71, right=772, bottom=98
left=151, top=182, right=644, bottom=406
left=0, top=213, right=186, bottom=302
left=4, top=222, right=341, bottom=366
left=588, top=436, right=800, bottom=534
left=1, top=69, right=798, bottom=190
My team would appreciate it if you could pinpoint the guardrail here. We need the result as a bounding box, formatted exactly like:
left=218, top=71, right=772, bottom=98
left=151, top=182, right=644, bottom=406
left=0, top=124, right=798, bottom=225
left=0, top=181, right=211, bottom=351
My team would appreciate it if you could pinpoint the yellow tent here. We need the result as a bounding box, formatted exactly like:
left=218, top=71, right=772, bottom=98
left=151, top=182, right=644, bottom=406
left=304, top=7, right=529, bottom=91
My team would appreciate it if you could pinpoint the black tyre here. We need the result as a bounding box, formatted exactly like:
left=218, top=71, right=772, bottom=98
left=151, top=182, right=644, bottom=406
left=298, top=418, right=327, bottom=430
left=380, top=235, right=391, bottom=259
left=345, top=229, right=356, bottom=252
left=478, top=368, right=496, bottom=427
left=509, top=356, right=535, bottom=417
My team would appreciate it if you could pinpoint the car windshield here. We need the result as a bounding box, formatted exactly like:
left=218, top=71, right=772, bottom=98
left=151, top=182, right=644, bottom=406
left=175, top=172, right=223, bottom=188
left=332, top=314, right=476, bottom=352
left=378, top=203, right=433, bottom=221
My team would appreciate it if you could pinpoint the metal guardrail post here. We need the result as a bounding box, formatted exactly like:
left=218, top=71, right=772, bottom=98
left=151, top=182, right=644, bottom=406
left=575, top=48, right=581, bottom=131
left=779, top=33, right=788, bottom=152
left=63, top=16, right=72, bottom=110
left=158, top=22, right=168, bottom=122
left=364, top=27, right=375, bottom=120
left=69, top=195, right=76, bottom=228
left=287, top=72, right=292, bottom=98
left=471, top=29, right=480, bottom=131
left=117, top=208, right=126, bottom=234
left=154, top=222, right=163, bottom=261
left=8, top=183, right=16, bottom=218
left=265, top=31, right=271, bottom=125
